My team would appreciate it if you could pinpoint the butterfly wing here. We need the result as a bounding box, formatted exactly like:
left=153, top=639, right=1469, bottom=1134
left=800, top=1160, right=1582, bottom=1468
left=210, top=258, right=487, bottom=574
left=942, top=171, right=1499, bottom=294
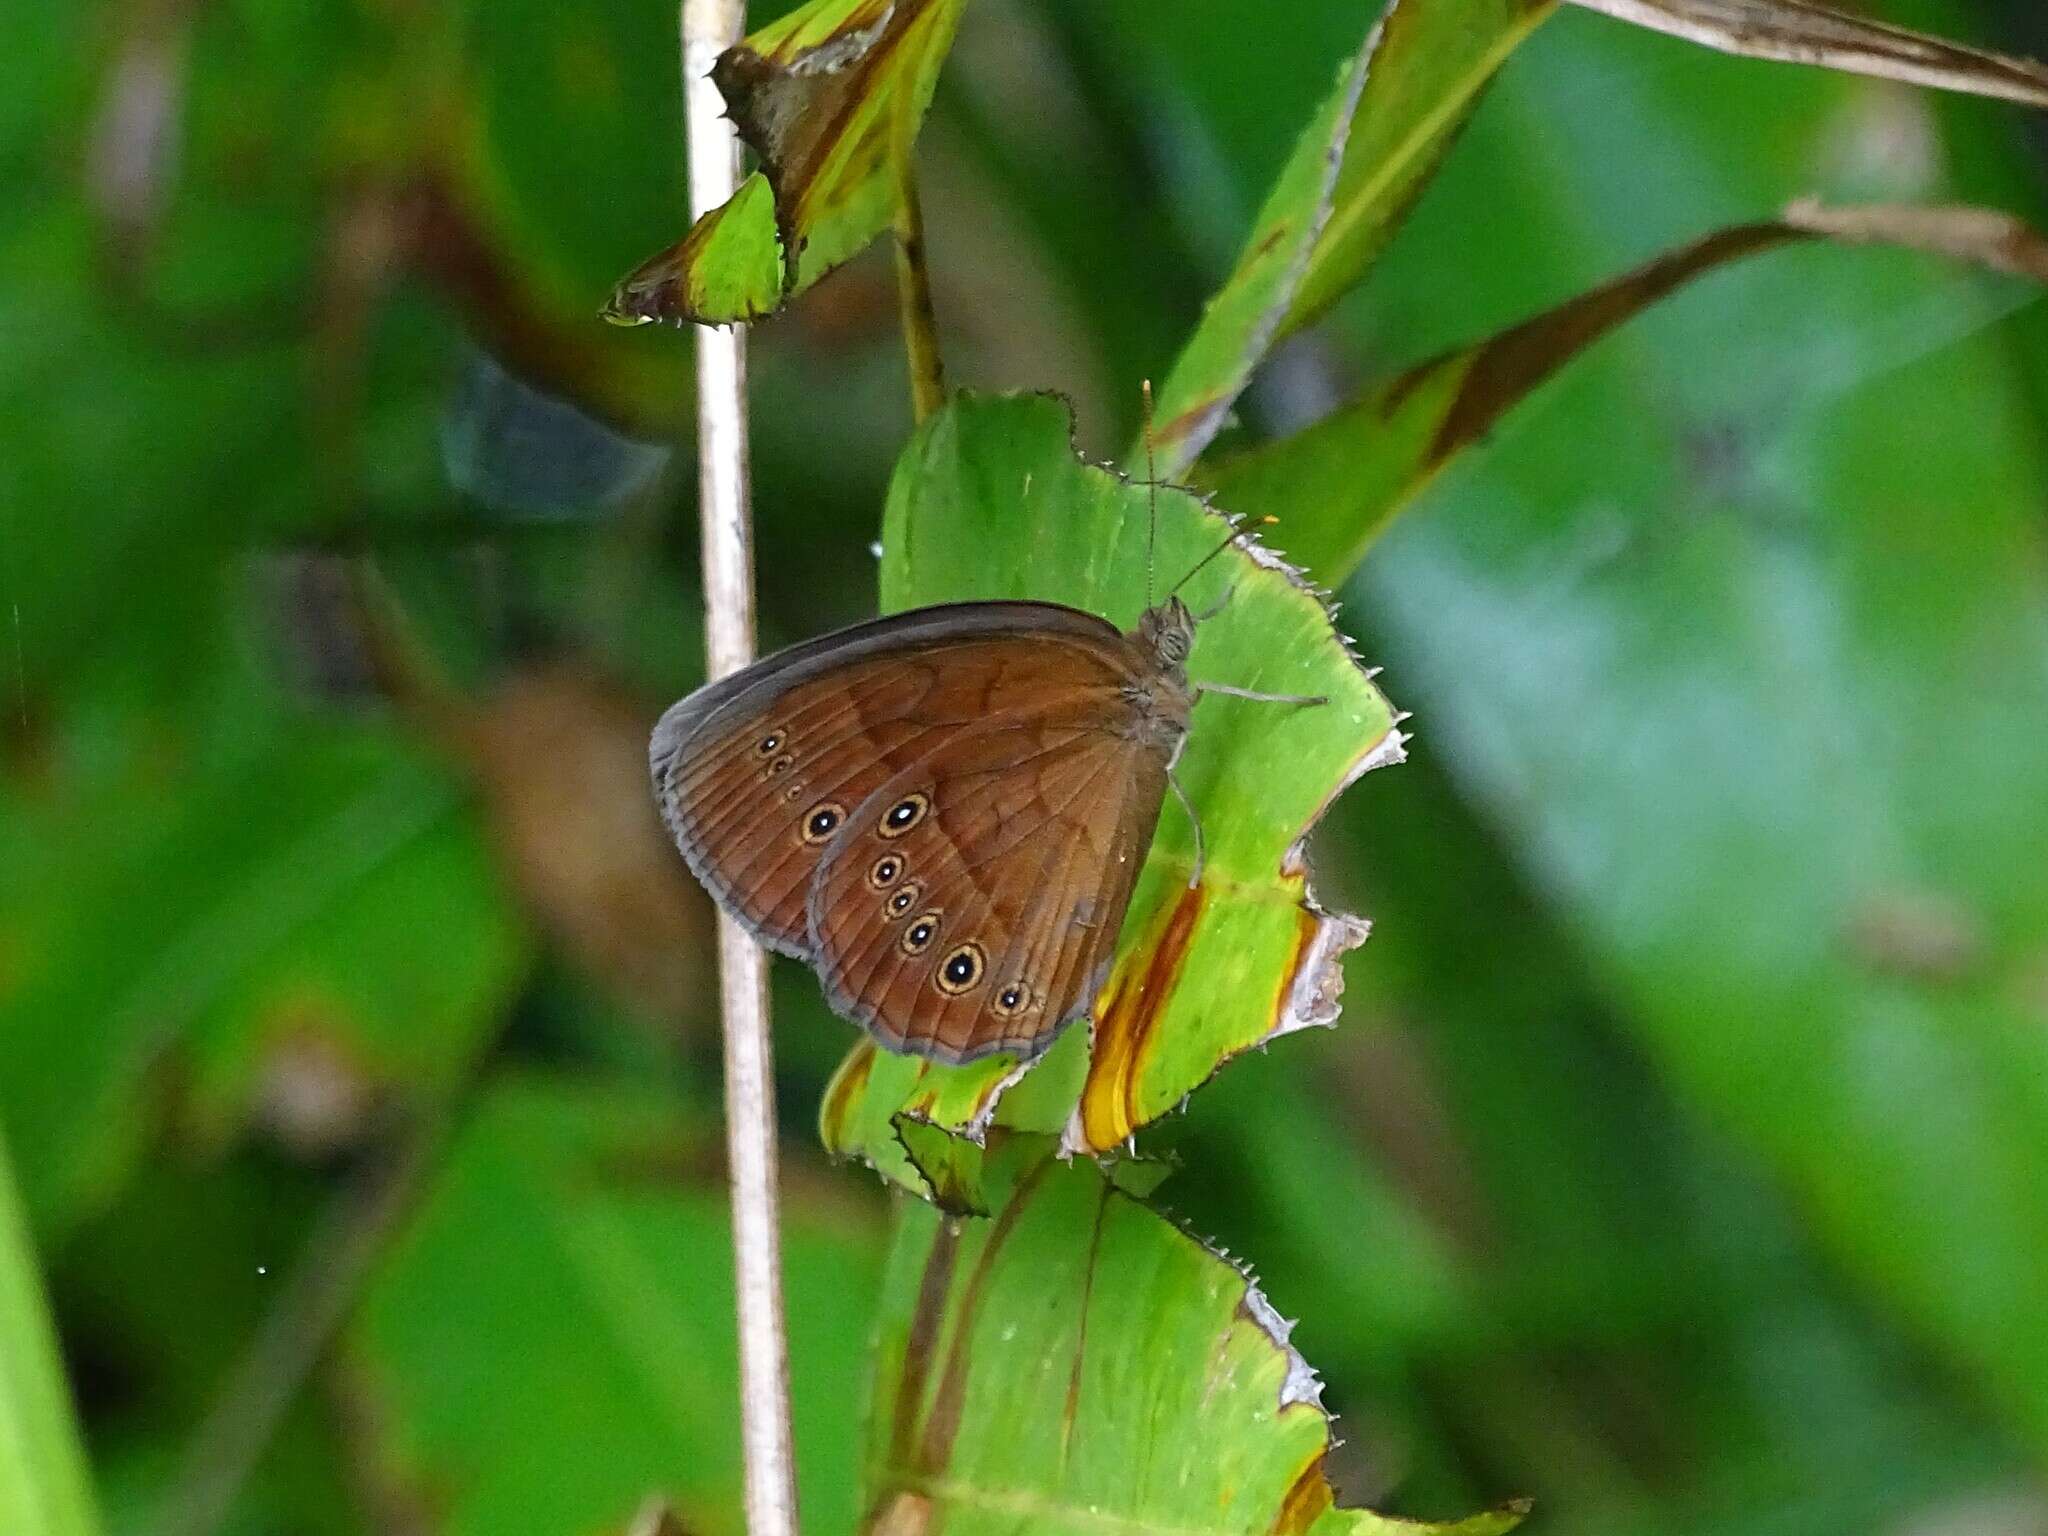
left=805, top=695, right=1169, bottom=1063
left=651, top=601, right=1146, bottom=962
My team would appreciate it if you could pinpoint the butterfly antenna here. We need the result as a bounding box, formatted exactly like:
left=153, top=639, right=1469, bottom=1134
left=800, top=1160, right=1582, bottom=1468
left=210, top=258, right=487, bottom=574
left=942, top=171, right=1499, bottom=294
left=1141, top=379, right=1158, bottom=607
left=1169, top=515, right=1278, bottom=599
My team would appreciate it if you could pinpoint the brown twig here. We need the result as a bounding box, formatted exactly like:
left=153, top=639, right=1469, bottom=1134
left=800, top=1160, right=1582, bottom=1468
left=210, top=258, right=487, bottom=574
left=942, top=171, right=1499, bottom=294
left=679, top=2, right=801, bottom=1532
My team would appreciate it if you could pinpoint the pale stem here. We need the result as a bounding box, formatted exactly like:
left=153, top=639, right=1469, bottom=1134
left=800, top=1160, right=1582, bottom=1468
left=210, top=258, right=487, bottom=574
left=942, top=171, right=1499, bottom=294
left=681, top=2, right=800, bottom=1533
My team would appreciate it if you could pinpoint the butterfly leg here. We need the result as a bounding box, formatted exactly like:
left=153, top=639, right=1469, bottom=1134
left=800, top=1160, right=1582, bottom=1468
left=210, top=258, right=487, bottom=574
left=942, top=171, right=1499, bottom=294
left=1191, top=584, right=1234, bottom=623
left=1161, top=730, right=1206, bottom=888
left=1166, top=766, right=1206, bottom=889
left=1196, top=682, right=1327, bottom=707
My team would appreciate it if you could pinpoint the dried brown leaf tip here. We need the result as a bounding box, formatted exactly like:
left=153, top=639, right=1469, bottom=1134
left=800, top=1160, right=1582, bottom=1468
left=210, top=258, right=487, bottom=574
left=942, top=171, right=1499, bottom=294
left=1782, top=198, right=2048, bottom=282
left=1569, top=0, right=2048, bottom=108
left=716, top=6, right=899, bottom=277
left=728, top=0, right=964, bottom=274
left=1422, top=196, right=2048, bottom=471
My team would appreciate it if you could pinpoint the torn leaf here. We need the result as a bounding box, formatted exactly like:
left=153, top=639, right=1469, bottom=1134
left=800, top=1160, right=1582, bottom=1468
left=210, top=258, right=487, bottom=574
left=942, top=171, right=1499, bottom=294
left=863, top=1137, right=1528, bottom=1536
left=818, top=393, right=1397, bottom=1205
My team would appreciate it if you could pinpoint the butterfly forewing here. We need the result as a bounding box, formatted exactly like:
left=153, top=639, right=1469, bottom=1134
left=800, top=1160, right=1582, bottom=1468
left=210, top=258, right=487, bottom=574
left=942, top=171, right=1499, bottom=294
left=806, top=697, right=1168, bottom=1062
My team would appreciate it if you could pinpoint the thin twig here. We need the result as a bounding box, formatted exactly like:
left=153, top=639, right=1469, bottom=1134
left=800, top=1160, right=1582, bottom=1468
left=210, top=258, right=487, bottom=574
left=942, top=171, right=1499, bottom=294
left=680, top=3, right=801, bottom=1533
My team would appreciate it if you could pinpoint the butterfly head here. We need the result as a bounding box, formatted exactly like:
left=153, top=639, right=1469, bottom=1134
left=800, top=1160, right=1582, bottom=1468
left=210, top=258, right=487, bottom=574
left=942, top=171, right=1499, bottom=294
left=1136, top=595, right=1196, bottom=671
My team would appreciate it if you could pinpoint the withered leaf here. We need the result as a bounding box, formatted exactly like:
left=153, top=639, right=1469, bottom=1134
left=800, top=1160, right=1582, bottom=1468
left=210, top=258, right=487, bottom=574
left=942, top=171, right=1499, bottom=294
left=605, top=0, right=966, bottom=327
left=1569, top=0, right=2048, bottom=108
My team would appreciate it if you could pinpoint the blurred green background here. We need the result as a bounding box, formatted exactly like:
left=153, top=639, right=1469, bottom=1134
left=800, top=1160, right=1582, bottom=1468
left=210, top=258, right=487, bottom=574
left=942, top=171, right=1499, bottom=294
left=6, top=0, right=2048, bottom=1533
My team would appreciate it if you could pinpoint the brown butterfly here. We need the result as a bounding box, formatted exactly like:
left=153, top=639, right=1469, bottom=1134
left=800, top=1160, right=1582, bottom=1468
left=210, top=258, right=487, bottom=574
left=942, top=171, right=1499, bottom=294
left=650, top=535, right=1318, bottom=1065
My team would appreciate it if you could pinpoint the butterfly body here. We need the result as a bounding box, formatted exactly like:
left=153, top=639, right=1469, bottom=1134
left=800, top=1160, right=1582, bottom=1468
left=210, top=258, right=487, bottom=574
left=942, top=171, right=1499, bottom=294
left=651, top=597, right=1200, bottom=1064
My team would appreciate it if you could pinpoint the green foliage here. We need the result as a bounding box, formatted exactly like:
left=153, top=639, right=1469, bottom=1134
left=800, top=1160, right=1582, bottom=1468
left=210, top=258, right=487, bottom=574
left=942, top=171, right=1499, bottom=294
left=1306, top=2, right=2048, bottom=1459
left=0, top=1147, right=101, bottom=1536
left=460, top=0, right=688, bottom=300
left=865, top=1134, right=1529, bottom=1535
left=0, top=704, right=527, bottom=1234
left=349, top=1080, right=880, bottom=1536
left=7, top=0, right=2048, bottom=1532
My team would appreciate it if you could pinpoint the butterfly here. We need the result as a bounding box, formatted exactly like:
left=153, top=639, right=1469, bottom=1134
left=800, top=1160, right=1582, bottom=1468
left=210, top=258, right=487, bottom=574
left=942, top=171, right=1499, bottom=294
left=650, top=524, right=1321, bottom=1066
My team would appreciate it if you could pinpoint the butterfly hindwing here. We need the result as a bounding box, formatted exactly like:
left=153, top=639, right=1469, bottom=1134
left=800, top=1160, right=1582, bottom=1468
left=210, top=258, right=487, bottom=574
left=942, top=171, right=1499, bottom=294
left=651, top=602, right=1143, bottom=962
left=806, top=697, right=1170, bottom=1063
left=656, top=656, right=952, bottom=955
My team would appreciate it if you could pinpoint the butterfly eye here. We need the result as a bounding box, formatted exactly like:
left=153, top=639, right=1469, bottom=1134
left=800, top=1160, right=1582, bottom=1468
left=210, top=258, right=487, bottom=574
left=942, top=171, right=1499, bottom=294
left=867, top=855, right=903, bottom=890
left=800, top=802, right=846, bottom=845
left=936, top=942, right=986, bottom=995
left=901, top=914, right=941, bottom=955
left=754, top=731, right=784, bottom=757
left=885, top=883, right=922, bottom=919
left=992, top=983, right=1032, bottom=1018
left=877, top=791, right=930, bottom=838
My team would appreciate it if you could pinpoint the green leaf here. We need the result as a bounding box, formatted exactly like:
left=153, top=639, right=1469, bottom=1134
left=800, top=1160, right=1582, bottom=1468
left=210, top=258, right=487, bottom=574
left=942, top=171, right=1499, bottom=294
left=1143, top=37, right=1374, bottom=476
left=607, top=172, right=786, bottom=325
left=349, top=1078, right=881, bottom=1536
left=605, top=0, right=967, bottom=326
left=817, top=394, right=1398, bottom=1203
left=1211, top=202, right=2048, bottom=580
left=0, top=1147, right=102, bottom=1536
left=1281, top=0, right=1559, bottom=341
left=862, top=1135, right=1527, bottom=1535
